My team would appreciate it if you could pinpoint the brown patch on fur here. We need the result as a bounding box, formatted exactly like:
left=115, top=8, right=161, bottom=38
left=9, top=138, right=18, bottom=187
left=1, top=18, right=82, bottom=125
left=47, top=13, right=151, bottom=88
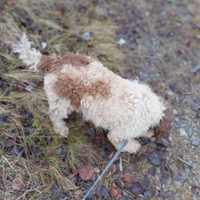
left=154, top=101, right=174, bottom=137
left=53, top=75, right=110, bottom=111
left=37, top=53, right=93, bottom=74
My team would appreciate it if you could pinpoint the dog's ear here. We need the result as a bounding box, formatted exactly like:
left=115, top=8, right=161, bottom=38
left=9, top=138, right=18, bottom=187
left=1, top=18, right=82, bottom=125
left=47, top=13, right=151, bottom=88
left=154, top=100, right=174, bottom=137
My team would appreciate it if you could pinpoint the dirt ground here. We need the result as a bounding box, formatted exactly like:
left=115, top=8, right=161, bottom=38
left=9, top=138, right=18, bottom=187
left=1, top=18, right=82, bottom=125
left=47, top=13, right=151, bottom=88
left=1, top=0, right=200, bottom=199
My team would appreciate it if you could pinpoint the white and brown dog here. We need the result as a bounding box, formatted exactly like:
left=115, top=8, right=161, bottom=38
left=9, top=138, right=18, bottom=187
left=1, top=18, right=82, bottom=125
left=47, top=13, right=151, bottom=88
left=13, top=33, right=173, bottom=153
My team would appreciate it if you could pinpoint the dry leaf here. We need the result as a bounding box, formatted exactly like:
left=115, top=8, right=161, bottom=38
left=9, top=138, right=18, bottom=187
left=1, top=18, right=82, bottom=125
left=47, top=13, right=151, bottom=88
left=109, top=164, right=116, bottom=174
left=18, top=171, right=27, bottom=179
left=110, top=182, right=121, bottom=198
left=123, top=176, right=131, bottom=184
left=12, top=178, right=24, bottom=190
left=78, top=165, right=94, bottom=180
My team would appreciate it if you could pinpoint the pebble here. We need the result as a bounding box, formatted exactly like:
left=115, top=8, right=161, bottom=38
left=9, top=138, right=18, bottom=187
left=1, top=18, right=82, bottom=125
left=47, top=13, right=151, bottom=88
left=191, top=137, right=200, bottom=146
left=87, top=128, right=95, bottom=137
left=180, top=128, right=188, bottom=137
left=174, top=180, right=182, bottom=188
left=187, top=128, right=193, bottom=136
left=127, top=164, right=134, bottom=173
left=185, top=168, right=190, bottom=174
left=181, top=173, right=187, bottom=179
left=173, top=109, right=178, bottom=115
left=176, top=122, right=186, bottom=128
left=25, top=125, right=34, bottom=134
left=192, top=163, right=197, bottom=170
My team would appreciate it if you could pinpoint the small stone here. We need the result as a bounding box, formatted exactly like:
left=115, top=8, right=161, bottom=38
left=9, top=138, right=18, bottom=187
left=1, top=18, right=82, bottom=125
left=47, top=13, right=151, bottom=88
left=185, top=168, right=190, bottom=174
left=41, top=42, right=47, bottom=49
left=174, top=180, right=181, bottom=188
left=159, top=188, right=165, bottom=197
left=173, top=109, right=178, bottom=115
left=138, top=72, right=148, bottom=81
left=114, top=178, right=124, bottom=188
left=193, top=163, right=197, bottom=170
left=57, top=148, right=62, bottom=154
left=176, top=122, right=186, bottom=128
left=161, top=138, right=169, bottom=145
left=128, top=44, right=135, bottom=49
left=173, top=174, right=181, bottom=182
left=129, top=182, right=144, bottom=195
left=0, top=114, right=8, bottom=123
left=82, top=32, right=91, bottom=41
left=87, top=128, right=95, bottom=137
left=25, top=125, right=34, bottom=134
left=191, top=105, right=198, bottom=110
left=148, top=167, right=155, bottom=176
left=187, top=128, right=193, bottom=136
left=191, top=137, right=200, bottom=146
left=179, top=128, right=188, bottom=137
left=116, top=38, right=126, bottom=46
left=148, top=152, right=161, bottom=166
left=127, top=165, right=134, bottom=173
left=142, top=175, right=150, bottom=188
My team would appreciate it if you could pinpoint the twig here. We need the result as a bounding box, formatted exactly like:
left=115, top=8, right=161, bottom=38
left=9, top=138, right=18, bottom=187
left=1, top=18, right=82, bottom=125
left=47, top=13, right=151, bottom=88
left=2, top=156, right=23, bottom=178
left=174, top=155, right=192, bottom=167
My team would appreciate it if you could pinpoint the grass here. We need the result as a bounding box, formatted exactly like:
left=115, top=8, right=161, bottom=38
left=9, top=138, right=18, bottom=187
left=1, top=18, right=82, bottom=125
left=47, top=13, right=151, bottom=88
left=0, top=0, right=124, bottom=199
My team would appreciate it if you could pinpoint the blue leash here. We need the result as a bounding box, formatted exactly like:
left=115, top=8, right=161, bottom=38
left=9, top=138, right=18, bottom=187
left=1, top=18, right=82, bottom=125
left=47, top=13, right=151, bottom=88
left=82, top=139, right=129, bottom=200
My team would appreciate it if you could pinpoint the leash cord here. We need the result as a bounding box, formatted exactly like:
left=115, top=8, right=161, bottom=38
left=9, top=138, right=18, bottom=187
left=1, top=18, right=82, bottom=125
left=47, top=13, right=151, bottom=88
left=82, top=139, right=129, bottom=200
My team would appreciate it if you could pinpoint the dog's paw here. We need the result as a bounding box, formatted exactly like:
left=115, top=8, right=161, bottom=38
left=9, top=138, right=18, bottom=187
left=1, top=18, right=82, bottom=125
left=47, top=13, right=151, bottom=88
left=54, top=126, right=69, bottom=138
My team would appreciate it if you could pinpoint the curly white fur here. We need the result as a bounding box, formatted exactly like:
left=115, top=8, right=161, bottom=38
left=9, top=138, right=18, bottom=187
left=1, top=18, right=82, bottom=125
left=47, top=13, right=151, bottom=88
left=14, top=33, right=166, bottom=153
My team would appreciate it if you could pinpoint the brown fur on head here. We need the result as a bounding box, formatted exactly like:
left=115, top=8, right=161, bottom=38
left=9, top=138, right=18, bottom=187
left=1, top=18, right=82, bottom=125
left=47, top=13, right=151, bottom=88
left=154, top=100, right=174, bottom=137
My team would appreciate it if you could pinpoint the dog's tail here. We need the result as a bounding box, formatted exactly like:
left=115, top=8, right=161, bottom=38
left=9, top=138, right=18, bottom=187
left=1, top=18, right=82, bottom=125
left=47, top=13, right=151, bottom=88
left=13, top=33, right=42, bottom=71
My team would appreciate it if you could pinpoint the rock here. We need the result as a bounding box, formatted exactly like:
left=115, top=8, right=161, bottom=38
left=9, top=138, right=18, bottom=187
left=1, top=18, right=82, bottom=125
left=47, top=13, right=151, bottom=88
left=148, top=152, right=161, bottom=166
left=127, top=164, right=134, bottom=173
left=114, top=178, right=124, bottom=188
left=0, top=114, right=8, bottom=123
left=173, top=109, right=178, bottom=115
left=116, top=38, right=126, bottom=46
left=193, top=163, right=197, bottom=170
left=187, top=128, right=193, bottom=136
left=159, top=188, right=165, bottom=197
left=128, top=44, right=135, bottom=49
left=96, top=185, right=109, bottom=198
left=142, top=175, right=150, bottom=188
left=179, top=128, right=188, bottom=137
left=191, top=137, right=200, bottom=146
left=191, top=105, right=199, bottom=110
left=87, top=128, right=95, bottom=137
left=174, top=180, right=182, bottom=188
left=173, top=174, right=181, bottom=182
left=176, top=122, right=186, bottom=128
left=25, top=125, right=34, bottom=134
left=129, top=182, right=144, bottom=195
left=82, top=32, right=91, bottom=41
left=148, top=167, right=155, bottom=176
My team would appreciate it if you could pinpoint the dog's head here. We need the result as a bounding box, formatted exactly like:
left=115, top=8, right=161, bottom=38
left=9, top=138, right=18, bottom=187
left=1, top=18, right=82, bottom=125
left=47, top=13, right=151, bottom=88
left=154, top=100, right=174, bottom=137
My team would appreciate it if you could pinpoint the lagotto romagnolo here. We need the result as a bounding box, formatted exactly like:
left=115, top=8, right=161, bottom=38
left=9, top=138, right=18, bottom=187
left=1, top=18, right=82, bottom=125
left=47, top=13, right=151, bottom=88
left=13, top=33, right=173, bottom=153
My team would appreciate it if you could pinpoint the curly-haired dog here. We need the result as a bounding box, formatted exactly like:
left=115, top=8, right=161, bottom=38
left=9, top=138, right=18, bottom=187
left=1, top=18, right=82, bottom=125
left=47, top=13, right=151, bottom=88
left=13, top=33, right=172, bottom=153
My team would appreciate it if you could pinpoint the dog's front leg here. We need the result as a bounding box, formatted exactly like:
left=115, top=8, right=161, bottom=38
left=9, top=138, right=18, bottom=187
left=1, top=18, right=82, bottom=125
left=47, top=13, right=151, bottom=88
left=49, top=107, right=69, bottom=138
left=48, top=98, right=74, bottom=138
left=107, top=130, right=141, bottom=153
